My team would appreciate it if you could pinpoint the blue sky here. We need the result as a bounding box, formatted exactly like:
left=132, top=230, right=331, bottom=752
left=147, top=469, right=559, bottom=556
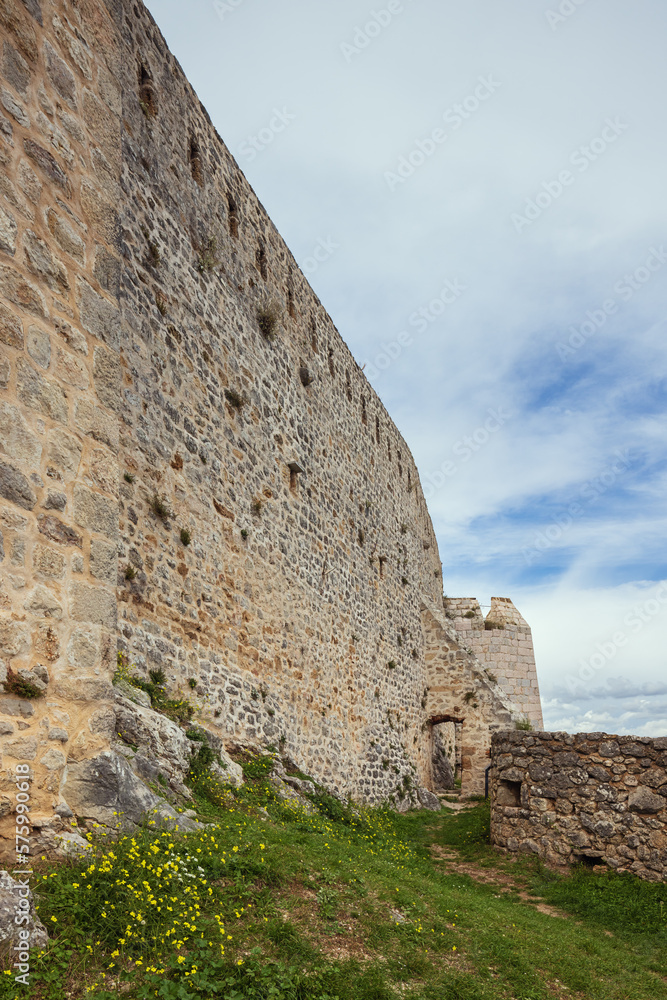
left=144, top=0, right=667, bottom=736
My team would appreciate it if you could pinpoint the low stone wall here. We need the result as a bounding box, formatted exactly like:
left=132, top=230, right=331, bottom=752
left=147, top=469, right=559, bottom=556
left=490, top=731, right=667, bottom=882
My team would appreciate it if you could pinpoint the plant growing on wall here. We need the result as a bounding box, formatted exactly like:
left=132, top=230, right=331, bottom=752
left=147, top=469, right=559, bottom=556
left=257, top=301, right=280, bottom=341
left=196, top=235, right=219, bottom=273
left=3, top=667, right=43, bottom=700
left=149, top=492, right=172, bottom=520
left=224, top=388, right=247, bottom=410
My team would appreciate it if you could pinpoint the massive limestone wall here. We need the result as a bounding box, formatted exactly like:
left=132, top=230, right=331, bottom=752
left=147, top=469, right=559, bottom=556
left=0, top=0, right=450, bottom=854
left=446, top=597, right=543, bottom=729
left=0, top=0, right=541, bottom=853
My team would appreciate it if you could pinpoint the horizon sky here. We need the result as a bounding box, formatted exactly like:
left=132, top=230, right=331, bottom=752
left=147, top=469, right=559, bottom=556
left=144, top=0, right=667, bottom=737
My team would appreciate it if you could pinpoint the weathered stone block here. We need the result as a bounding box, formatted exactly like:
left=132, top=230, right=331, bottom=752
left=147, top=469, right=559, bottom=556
left=54, top=346, right=88, bottom=389
left=44, top=40, right=76, bottom=106
left=80, top=182, right=119, bottom=249
left=0, top=618, right=29, bottom=656
left=16, top=357, right=67, bottom=422
left=24, top=583, right=63, bottom=619
left=628, top=787, right=664, bottom=815
left=26, top=325, right=51, bottom=368
left=33, top=542, right=65, bottom=579
left=0, top=459, right=36, bottom=509
left=0, top=0, right=39, bottom=61
left=74, top=484, right=117, bottom=539
left=43, top=490, right=66, bottom=511
left=0, top=203, right=17, bottom=255
left=93, top=344, right=119, bottom=410
left=4, top=735, right=37, bottom=759
left=17, top=160, right=41, bottom=203
left=2, top=39, right=30, bottom=95
left=38, top=513, right=82, bottom=547
left=0, top=299, right=22, bottom=348
left=23, top=229, right=69, bottom=292
left=0, top=260, right=46, bottom=316
left=46, top=429, right=81, bottom=478
left=1, top=85, right=28, bottom=125
left=70, top=581, right=116, bottom=627
left=46, top=208, right=85, bottom=262
left=74, top=397, right=118, bottom=448
left=0, top=400, right=42, bottom=466
left=90, top=537, right=117, bottom=582
left=23, top=137, right=71, bottom=196
left=0, top=872, right=48, bottom=950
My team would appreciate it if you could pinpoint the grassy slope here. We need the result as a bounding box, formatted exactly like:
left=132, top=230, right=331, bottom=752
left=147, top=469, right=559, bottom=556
left=3, top=770, right=667, bottom=1000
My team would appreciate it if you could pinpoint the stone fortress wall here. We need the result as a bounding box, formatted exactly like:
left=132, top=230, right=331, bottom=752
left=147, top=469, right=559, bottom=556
left=445, top=597, right=543, bottom=729
left=490, top=731, right=667, bottom=882
left=0, top=0, right=542, bottom=857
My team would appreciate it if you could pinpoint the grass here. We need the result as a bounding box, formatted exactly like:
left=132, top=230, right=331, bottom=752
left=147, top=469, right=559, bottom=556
left=196, top=236, right=219, bottom=274
left=6, top=783, right=667, bottom=999
left=149, top=492, right=171, bottom=520
left=257, top=302, right=280, bottom=340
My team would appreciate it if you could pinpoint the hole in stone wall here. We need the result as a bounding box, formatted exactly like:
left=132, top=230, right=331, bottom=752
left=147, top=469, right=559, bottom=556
left=328, top=347, right=335, bottom=377
left=375, top=416, right=381, bottom=444
left=345, top=369, right=352, bottom=402
left=227, top=194, right=239, bottom=238
left=288, top=462, right=304, bottom=492
left=407, top=469, right=412, bottom=491
left=573, top=853, right=604, bottom=869
left=387, top=439, right=392, bottom=462
left=379, top=555, right=386, bottom=578
left=287, top=288, right=296, bottom=319
left=138, top=63, right=157, bottom=117
left=189, top=134, right=202, bottom=184
left=497, top=779, right=522, bottom=807
left=256, top=244, right=268, bottom=280
left=361, top=397, right=367, bottom=425
left=310, top=317, right=318, bottom=352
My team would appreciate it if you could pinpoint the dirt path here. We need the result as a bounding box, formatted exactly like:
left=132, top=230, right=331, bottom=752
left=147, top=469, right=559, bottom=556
left=429, top=844, right=569, bottom=920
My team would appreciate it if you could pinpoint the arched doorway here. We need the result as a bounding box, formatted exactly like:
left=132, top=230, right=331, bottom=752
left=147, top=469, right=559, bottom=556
left=428, top=714, right=463, bottom=792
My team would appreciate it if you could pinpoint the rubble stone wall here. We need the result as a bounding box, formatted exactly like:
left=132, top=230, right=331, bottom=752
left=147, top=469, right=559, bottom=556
left=490, top=731, right=667, bottom=882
